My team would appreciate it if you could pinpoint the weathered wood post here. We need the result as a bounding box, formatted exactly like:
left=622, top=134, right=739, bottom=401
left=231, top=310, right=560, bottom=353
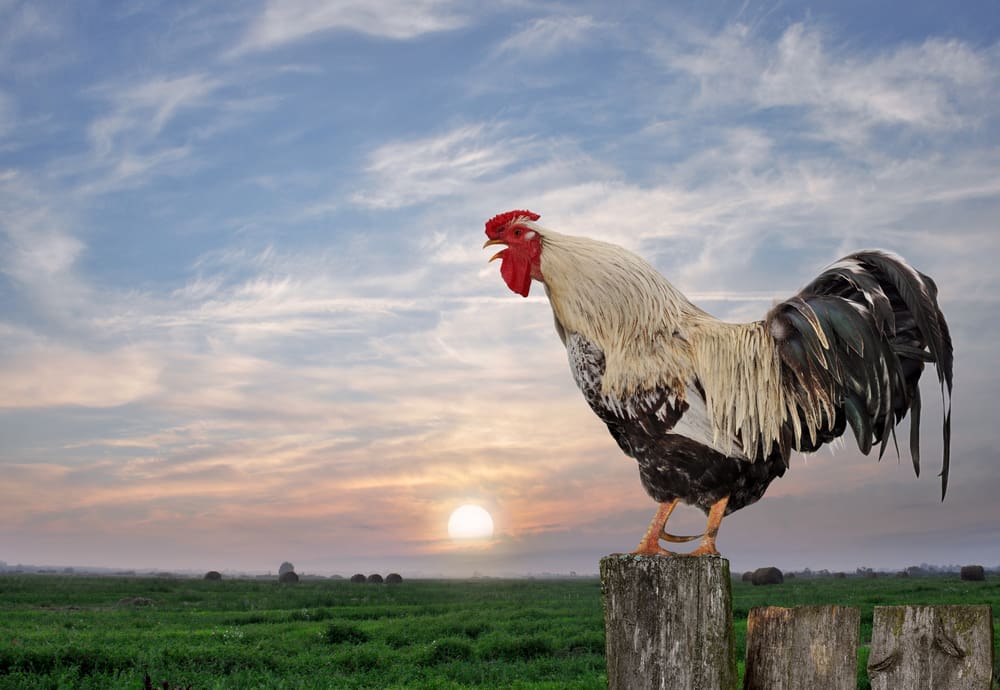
left=743, top=605, right=859, bottom=690
left=868, top=605, right=995, bottom=689
left=600, top=554, right=736, bottom=690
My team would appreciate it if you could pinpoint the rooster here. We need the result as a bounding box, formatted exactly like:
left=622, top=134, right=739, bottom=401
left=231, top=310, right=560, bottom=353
left=483, top=210, right=953, bottom=557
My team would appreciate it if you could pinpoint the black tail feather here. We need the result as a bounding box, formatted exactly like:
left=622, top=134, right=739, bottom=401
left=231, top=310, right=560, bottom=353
left=768, top=250, right=953, bottom=498
left=909, top=383, right=921, bottom=478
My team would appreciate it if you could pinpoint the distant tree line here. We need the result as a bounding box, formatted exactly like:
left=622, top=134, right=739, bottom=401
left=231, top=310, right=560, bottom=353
left=737, top=563, right=995, bottom=582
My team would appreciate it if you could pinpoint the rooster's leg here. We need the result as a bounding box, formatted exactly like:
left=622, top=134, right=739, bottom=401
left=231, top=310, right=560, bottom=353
left=633, top=501, right=678, bottom=556
left=685, top=495, right=730, bottom=557
left=632, top=500, right=702, bottom=556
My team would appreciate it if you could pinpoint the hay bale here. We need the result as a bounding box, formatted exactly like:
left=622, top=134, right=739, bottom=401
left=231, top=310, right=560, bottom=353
left=751, top=567, right=784, bottom=586
left=278, top=570, right=299, bottom=584
left=742, top=571, right=754, bottom=582
left=833, top=572, right=847, bottom=579
left=367, top=573, right=384, bottom=584
left=203, top=571, right=222, bottom=581
left=385, top=573, right=403, bottom=584
left=960, top=565, right=985, bottom=581
left=350, top=573, right=366, bottom=583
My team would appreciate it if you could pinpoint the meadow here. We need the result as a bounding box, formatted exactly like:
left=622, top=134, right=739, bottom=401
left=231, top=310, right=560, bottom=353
left=0, top=571, right=996, bottom=689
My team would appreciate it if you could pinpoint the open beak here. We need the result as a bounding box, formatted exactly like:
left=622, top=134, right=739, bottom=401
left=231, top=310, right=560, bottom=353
left=483, top=237, right=507, bottom=263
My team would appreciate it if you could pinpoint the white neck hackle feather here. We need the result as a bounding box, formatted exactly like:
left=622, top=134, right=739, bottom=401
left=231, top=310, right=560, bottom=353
left=530, top=223, right=821, bottom=462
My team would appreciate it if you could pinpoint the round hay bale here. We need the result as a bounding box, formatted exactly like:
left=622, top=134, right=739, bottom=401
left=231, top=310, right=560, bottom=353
left=350, top=573, right=366, bottom=583
left=203, top=570, right=222, bottom=581
left=385, top=573, right=403, bottom=584
left=833, top=572, right=847, bottom=579
left=278, top=570, right=299, bottom=584
left=960, top=565, right=985, bottom=581
left=751, top=567, right=784, bottom=586
left=367, top=573, right=384, bottom=584
left=741, top=571, right=753, bottom=582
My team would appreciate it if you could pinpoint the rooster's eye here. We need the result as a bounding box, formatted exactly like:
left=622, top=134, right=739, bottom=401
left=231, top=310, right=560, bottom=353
left=514, top=229, right=521, bottom=236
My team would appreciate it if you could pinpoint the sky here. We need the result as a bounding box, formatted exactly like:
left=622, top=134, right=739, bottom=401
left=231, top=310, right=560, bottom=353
left=1, top=0, right=999, bottom=578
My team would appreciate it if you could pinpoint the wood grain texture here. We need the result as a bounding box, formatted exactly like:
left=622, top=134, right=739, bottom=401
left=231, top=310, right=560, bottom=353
left=743, top=605, right=859, bottom=690
left=868, top=605, right=994, bottom=689
left=600, top=555, right=736, bottom=690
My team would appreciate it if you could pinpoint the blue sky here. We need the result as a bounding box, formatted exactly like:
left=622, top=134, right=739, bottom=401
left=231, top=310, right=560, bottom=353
left=1, top=0, right=999, bottom=576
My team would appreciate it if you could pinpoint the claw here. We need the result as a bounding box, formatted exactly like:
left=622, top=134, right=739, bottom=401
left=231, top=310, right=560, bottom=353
left=681, top=495, right=729, bottom=557
left=632, top=543, right=677, bottom=557
left=660, top=531, right=703, bottom=543
left=632, top=500, right=682, bottom=556
left=632, top=495, right=730, bottom=557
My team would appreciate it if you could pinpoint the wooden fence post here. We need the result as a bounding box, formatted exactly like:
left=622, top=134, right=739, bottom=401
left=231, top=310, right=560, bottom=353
left=600, top=554, right=736, bottom=690
left=868, top=605, right=994, bottom=689
left=743, top=605, right=860, bottom=690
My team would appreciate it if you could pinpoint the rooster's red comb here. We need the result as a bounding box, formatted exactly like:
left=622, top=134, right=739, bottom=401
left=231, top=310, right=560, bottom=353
left=485, top=209, right=540, bottom=236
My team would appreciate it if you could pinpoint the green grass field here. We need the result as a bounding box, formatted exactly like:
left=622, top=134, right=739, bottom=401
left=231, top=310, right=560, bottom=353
left=0, top=571, right=996, bottom=689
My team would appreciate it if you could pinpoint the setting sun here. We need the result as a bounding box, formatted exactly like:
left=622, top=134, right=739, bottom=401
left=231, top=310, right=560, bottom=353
left=447, top=504, right=495, bottom=540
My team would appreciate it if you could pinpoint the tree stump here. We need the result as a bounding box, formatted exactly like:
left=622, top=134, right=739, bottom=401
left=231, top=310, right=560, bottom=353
left=743, top=606, right=859, bottom=690
left=600, top=554, right=736, bottom=690
left=868, top=605, right=994, bottom=689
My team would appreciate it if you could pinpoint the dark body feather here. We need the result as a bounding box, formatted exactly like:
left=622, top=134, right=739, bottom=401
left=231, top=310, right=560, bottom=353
left=567, top=333, right=787, bottom=516
left=560, top=249, right=953, bottom=516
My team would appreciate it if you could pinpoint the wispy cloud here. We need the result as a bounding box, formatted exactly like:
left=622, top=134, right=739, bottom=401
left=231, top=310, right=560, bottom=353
left=88, top=74, right=222, bottom=157
left=491, top=15, right=603, bottom=60
left=0, top=169, right=93, bottom=323
left=234, top=0, right=467, bottom=54
left=0, top=342, right=161, bottom=409
left=352, top=124, right=535, bottom=209
left=0, top=1, right=62, bottom=68
left=665, top=22, right=997, bottom=144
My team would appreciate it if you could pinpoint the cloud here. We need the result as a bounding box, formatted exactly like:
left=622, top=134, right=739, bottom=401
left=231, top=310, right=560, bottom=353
left=234, top=0, right=467, bottom=54
left=66, top=73, right=225, bottom=193
left=88, top=73, right=222, bottom=157
left=0, top=1, right=62, bottom=66
left=352, top=124, right=535, bottom=209
left=351, top=121, right=620, bottom=219
left=491, top=15, right=603, bottom=60
left=0, top=169, right=94, bottom=322
left=48, top=67, right=277, bottom=196
left=0, top=343, right=161, bottom=409
left=665, top=22, right=997, bottom=144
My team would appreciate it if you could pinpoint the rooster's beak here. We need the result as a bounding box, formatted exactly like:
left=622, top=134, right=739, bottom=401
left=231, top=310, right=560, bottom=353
left=483, top=238, right=507, bottom=263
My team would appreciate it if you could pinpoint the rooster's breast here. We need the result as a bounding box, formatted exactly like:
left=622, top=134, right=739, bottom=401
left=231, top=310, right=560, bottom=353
left=565, top=333, right=788, bottom=514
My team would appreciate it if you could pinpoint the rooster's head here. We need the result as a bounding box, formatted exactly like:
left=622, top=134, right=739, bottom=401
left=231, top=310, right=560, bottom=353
left=483, top=209, right=543, bottom=297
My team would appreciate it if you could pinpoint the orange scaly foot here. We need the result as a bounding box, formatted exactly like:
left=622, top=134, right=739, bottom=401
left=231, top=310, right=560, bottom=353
left=683, top=495, right=729, bottom=557
left=631, top=500, right=703, bottom=556
left=632, top=501, right=678, bottom=555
